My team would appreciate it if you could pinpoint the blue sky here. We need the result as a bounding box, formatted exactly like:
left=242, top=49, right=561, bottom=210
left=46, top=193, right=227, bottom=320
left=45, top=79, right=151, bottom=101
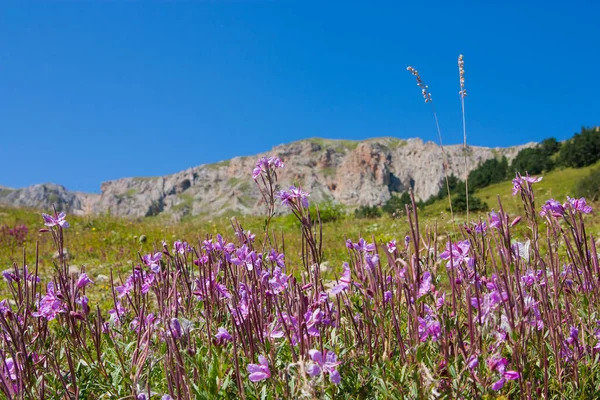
left=1, top=1, right=598, bottom=192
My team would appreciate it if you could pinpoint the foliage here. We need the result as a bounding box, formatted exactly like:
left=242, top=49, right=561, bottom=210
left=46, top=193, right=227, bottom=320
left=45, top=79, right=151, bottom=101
left=312, top=200, right=346, bottom=223
left=559, top=127, right=600, bottom=168
left=449, top=190, right=488, bottom=212
left=354, top=205, right=382, bottom=219
left=382, top=192, right=412, bottom=215
left=510, top=137, right=561, bottom=175
left=468, top=157, right=509, bottom=190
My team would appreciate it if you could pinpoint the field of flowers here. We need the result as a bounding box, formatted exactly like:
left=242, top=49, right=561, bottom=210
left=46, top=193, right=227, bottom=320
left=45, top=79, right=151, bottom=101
left=1, top=156, right=600, bottom=399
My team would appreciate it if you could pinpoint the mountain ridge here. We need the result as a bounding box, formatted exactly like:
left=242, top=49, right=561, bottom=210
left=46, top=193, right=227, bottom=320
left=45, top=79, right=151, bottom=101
left=0, top=137, right=535, bottom=219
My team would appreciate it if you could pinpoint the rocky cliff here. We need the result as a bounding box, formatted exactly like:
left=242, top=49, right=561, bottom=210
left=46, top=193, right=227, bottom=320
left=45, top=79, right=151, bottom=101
left=0, top=137, right=533, bottom=219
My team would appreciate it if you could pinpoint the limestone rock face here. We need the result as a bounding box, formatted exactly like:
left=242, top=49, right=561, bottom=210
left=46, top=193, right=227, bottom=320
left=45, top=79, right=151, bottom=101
left=0, top=137, right=534, bottom=218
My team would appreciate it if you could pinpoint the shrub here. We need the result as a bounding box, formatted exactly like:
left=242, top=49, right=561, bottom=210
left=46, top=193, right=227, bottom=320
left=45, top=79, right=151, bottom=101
left=450, top=191, right=488, bottom=212
left=559, top=127, right=600, bottom=168
left=575, top=168, right=600, bottom=201
left=354, top=205, right=381, bottom=219
left=382, top=192, right=412, bottom=215
left=312, top=200, right=345, bottom=223
left=468, top=157, right=509, bottom=189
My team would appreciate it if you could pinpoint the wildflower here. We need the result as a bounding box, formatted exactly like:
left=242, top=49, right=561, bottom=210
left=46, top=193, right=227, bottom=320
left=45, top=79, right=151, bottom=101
left=383, top=290, right=393, bottom=303
left=566, top=326, right=579, bottom=346
left=439, top=240, right=471, bottom=269
left=512, top=174, right=542, bottom=196
left=472, top=221, right=487, bottom=233
left=252, top=156, right=284, bottom=180
left=268, top=249, right=286, bottom=268
left=540, top=199, right=565, bottom=218
left=304, top=308, right=323, bottom=336
left=364, top=253, right=379, bottom=270
left=109, top=301, right=127, bottom=323
left=417, top=272, right=432, bottom=299
left=76, top=273, right=94, bottom=289
left=276, top=185, right=310, bottom=208
left=32, top=282, right=64, bottom=320
left=77, top=295, right=90, bottom=315
left=170, top=318, right=183, bottom=339
left=173, top=240, right=191, bottom=254
left=418, top=305, right=441, bottom=342
left=42, top=212, right=70, bottom=228
left=306, top=349, right=342, bottom=385
left=142, top=252, right=162, bottom=273
left=565, top=196, right=593, bottom=214
left=215, top=327, right=233, bottom=345
left=467, top=354, right=479, bottom=370
left=330, top=263, right=351, bottom=295
left=247, top=355, right=271, bottom=382
left=268, top=267, right=289, bottom=294
left=386, top=239, right=397, bottom=253
left=489, top=211, right=502, bottom=229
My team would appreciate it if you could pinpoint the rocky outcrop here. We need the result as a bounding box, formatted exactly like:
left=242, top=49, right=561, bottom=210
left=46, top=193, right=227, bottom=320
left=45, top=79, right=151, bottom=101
left=0, top=137, right=534, bottom=218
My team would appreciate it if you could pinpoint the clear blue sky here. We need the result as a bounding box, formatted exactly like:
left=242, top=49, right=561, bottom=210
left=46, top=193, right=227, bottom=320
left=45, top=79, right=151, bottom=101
left=1, top=1, right=598, bottom=193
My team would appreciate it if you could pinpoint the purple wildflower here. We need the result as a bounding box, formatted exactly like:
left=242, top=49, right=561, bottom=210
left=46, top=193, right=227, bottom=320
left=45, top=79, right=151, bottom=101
left=304, top=308, right=323, bottom=336
left=386, top=239, right=397, bottom=253
left=489, top=211, right=501, bottom=229
left=32, top=282, right=64, bottom=321
left=76, top=273, right=94, bottom=289
left=42, top=212, right=70, bottom=228
left=170, top=318, right=183, bottom=339
left=215, top=327, right=233, bottom=345
left=565, top=196, right=593, bottom=214
left=331, top=263, right=351, bottom=295
left=540, top=199, right=565, bottom=218
left=306, top=349, right=341, bottom=385
left=439, top=240, right=471, bottom=269
left=383, top=290, right=393, bottom=303
left=142, top=252, right=162, bottom=273
left=252, top=156, right=284, bottom=180
left=268, top=267, right=289, bottom=295
left=512, top=174, right=542, bottom=196
left=247, top=355, right=271, bottom=382
left=417, top=271, right=432, bottom=299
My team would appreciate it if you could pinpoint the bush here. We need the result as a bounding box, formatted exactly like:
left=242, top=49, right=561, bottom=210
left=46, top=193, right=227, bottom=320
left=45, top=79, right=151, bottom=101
left=354, top=205, right=382, bottom=219
left=468, top=157, right=509, bottom=189
left=575, top=168, right=600, bottom=201
left=382, top=192, right=412, bottom=215
left=449, top=191, right=488, bottom=213
left=312, top=201, right=345, bottom=223
left=559, top=127, right=600, bottom=168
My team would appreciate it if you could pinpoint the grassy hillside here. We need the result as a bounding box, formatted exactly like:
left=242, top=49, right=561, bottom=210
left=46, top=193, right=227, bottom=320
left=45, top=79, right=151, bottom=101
left=1, top=163, right=599, bottom=307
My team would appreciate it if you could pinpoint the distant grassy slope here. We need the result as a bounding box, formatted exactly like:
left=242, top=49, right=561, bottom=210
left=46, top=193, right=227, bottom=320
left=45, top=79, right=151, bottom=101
left=421, top=162, right=600, bottom=224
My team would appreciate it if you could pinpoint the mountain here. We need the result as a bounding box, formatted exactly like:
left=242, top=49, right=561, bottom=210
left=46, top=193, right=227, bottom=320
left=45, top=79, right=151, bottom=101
left=0, top=137, right=533, bottom=219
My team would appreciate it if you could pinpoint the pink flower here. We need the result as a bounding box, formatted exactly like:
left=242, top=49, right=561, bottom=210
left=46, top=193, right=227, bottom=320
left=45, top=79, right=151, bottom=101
left=565, top=196, right=593, bottom=214
left=512, top=174, right=542, bottom=196
left=76, top=273, right=94, bottom=289
left=214, top=327, right=232, bottom=345
left=142, top=252, right=162, bottom=273
left=306, top=349, right=341, bottom=385
left=439, top=240, right=471, bottom=269
left=386, top=239, right=397, bottom=253
left=540, top=199, right=565, bottom=218
left=247, top=355, right=271, bottom=382
left=417, top=272, right=432, bottom=299
left=330, top=263, right=351, bottom=295
left=252, top=156, right=284, bottom=180
left=42, top=212, right=69, bottom=228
